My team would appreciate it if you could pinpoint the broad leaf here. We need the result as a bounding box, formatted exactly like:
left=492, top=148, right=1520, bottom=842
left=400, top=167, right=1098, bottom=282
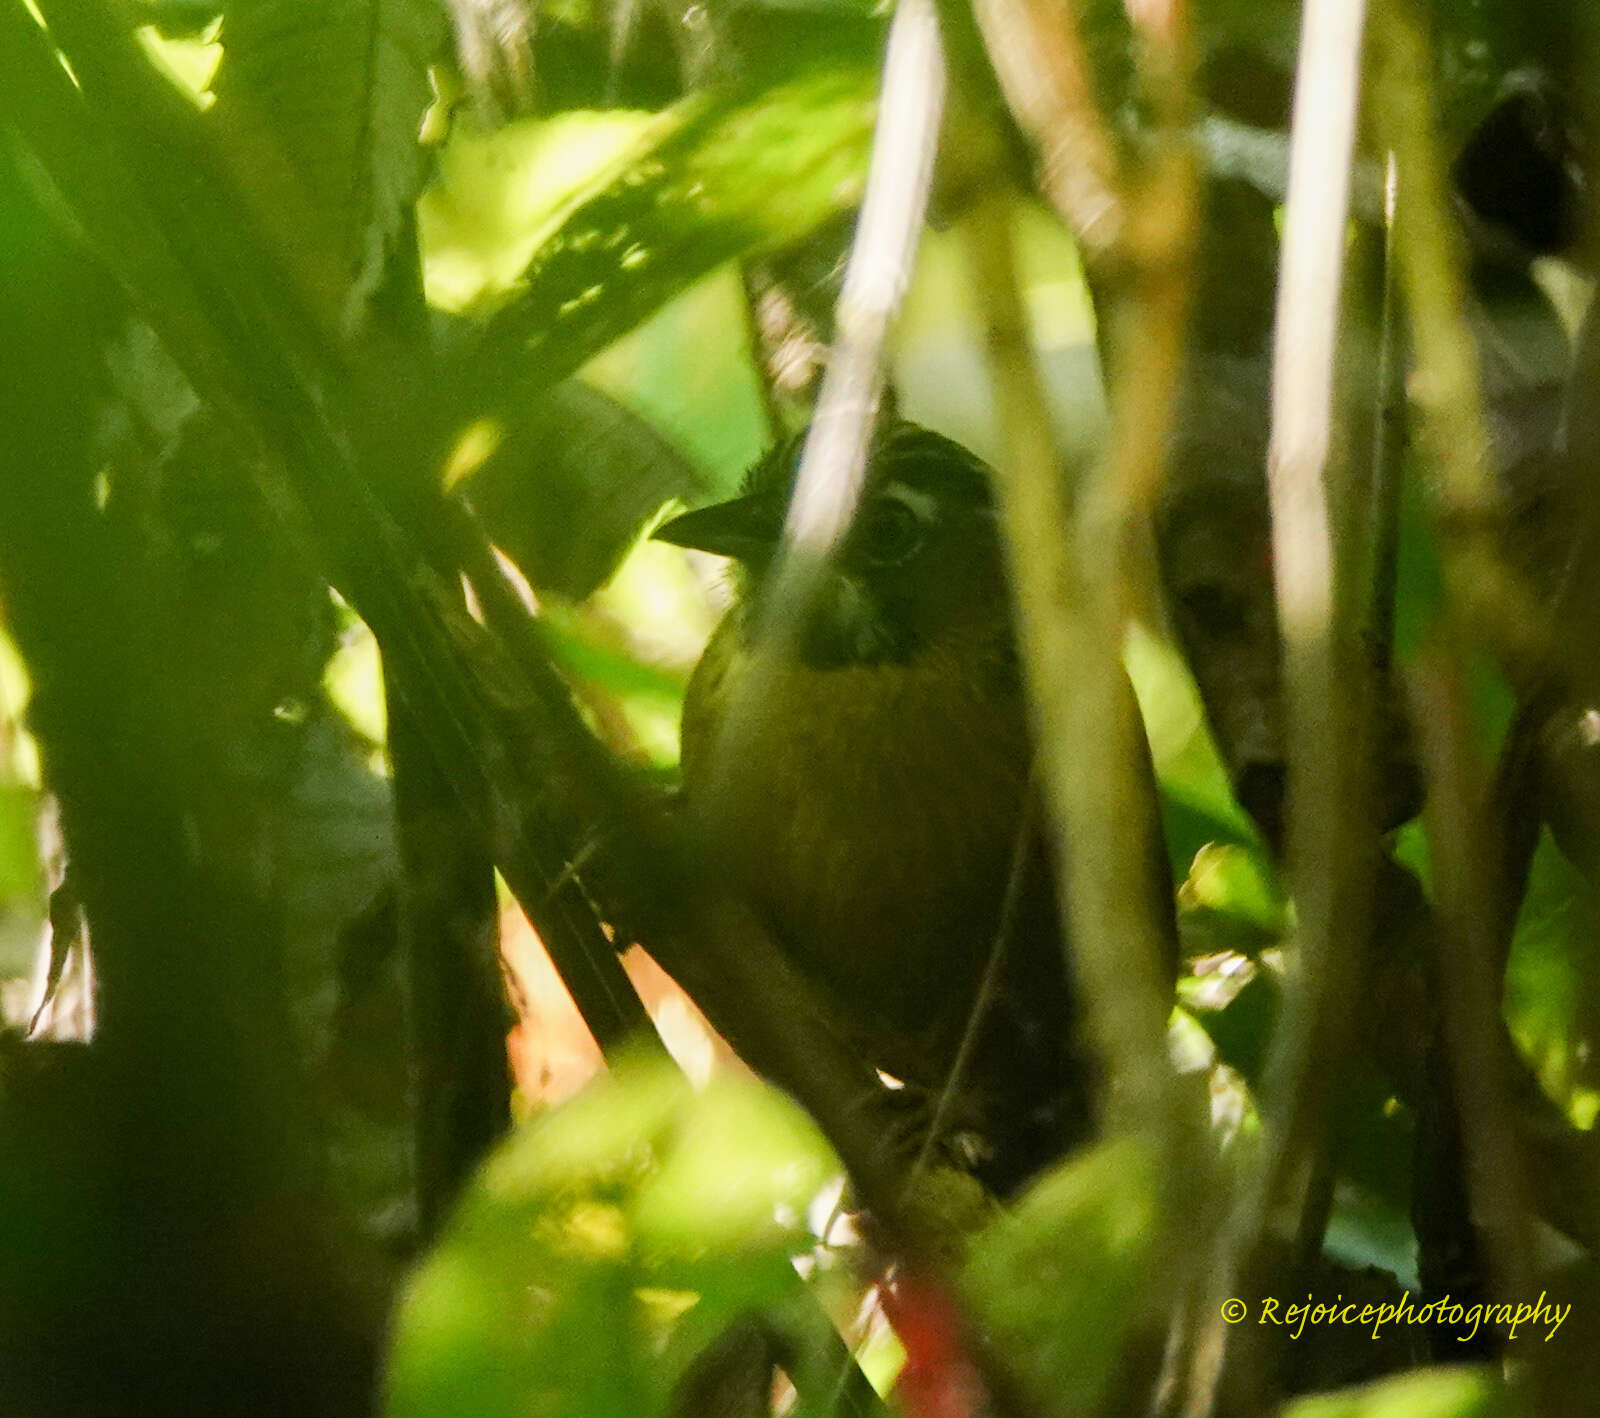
left=456, top=378, right=708, bottom=599
left=211, top=0, right=447, bottom=312
left=384, top=1055, right=841, bottom=1418
left=452, top=63, right=876, bottom=414
left=1504, top=830, right=1600, bottom=1125
left=1282, top=1367, right=1520, bottom=1418
left=963, top=1139, right=1163, bottom=1418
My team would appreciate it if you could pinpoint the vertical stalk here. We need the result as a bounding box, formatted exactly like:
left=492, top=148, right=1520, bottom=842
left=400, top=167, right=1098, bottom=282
left=1194, top=0, right=1380, bottom=1411
left=964, top=193, right=1183, bottom=1163
left=775, top=0, right=947, bottom=568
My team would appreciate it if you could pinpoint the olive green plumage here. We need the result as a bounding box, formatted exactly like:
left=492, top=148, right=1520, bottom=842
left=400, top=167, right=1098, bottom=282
left=658, top=421, right=1160, bottom=1193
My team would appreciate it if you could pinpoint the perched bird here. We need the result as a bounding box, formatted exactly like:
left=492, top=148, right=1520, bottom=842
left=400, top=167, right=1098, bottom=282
left=656, top=420, right=1171, bottom=1194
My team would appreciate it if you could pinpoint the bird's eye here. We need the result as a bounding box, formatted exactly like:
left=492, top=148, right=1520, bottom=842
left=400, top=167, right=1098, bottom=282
left=857, top=497, right=924, bottom=566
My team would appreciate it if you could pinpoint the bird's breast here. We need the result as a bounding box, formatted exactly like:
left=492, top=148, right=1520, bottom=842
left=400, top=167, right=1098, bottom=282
left=679, top=613, right=1036, bottom=1072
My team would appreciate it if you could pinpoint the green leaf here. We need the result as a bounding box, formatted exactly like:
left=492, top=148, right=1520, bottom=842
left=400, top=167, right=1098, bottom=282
left=1504, top=830, right=1600, bottom=1125
left=630, top=1072, right=834, bottom=1254
left=211, top=0, right=446, bottom=306
left=385, top=1054, right=842, bottom=1418
left=962, top=1139, right=1163, bottom=1418
left=537, top=614, right=688, bottom=706
left=456, top=378, right=708, bottom=599
left=1176, top=846, right=1286, bottom=970
left=1180, top=842, right=1287, bottom=938
left=1282, top=1367, right=1520, bottom=1418
left=421, top=111, right=657, bottom=312
left=1125, top=624, right=1260, bottom=873
left=581, top=267, right=770, bottom=498
left=0, top=785, right=42, bottom=910
left=454, top=63, right=876, bottom=411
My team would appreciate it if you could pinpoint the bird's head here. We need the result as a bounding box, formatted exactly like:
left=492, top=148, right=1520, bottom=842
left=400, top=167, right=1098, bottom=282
left=655, top=422, right=1010, bottom=667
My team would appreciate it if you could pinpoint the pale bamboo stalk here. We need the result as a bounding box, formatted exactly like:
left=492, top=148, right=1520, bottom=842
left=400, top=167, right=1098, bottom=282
left=971, top=0, right=1124, bottom=262
left=1187, top=1, right=1377, bottom=1412
left=778, top=0, right=946, bottom=566
left=964, top=189, right=1181, bottom=1141
left=1408, top=648, right=1535, bottom=1302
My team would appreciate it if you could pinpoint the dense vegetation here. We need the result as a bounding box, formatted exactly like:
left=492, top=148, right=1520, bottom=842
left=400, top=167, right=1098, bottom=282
left=1, top=1, right=1597, bottom=1415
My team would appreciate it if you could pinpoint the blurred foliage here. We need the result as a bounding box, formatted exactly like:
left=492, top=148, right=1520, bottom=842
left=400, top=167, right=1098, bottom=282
left=211, top=0, right=445, bottom=309
left=449, top=60, right=877, bottom=411
left=453, top=377, right=707, bottom=598
left=0, top=632, right=42, bottom=946
left=0, top=784, right=43, bottom=925
left=1504, top=831, right=1600, bottom=1126
left=386, top=1055, right=842, bottom=1418
left=421, top=110, right=657, bottom=312
left=962, top=1139, right=1163, bottom=1418
left=1280, top=1369, right=1520, bottom=1418
left=1, top=0, right=1598, bottom=1416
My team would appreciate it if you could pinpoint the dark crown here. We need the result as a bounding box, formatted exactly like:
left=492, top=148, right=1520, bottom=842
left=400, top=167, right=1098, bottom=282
left=743, top=420, right=995, bottom=510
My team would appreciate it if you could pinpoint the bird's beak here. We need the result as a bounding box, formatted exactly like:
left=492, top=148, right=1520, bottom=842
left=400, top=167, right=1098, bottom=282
left=653, top=492, right=786, bottom=562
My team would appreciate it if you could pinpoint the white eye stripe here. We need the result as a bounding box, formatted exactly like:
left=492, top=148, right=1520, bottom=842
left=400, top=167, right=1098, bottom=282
left=877, top=481, right=939, bottom=524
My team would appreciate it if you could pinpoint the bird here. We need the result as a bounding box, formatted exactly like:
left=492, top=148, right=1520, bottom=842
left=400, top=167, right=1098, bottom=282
left=655, top=419, right=1172, bottom=1195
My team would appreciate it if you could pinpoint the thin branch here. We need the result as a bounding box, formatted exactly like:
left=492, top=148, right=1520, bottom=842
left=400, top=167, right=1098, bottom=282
left=1191, top=0, right=1380, bottom=1411
left=963, top=190, right=1182, bottom=1155
left=778, top=0, right=946, bottom=566
left=738, top=263, right=789, bottom=443
left=1269, top=2, right=1368, bottom=649
left=1406, top=647, right=1535, bottom=1302
left=912, top=785, right=1041, bottom=1182
left=1366, top=0, right=1571, bottom=1352
left=970, top=0, right=1124, bottom=263
left=964, top=189, right=1198, bottom=1418
left=1364, top=155, right=1406, bottom=681
left=1366, top=0, right=1550, bottom=685
left=966, top=0, right=1206, bottom=1386
left=1255, top=0, right=1372, bottom=1208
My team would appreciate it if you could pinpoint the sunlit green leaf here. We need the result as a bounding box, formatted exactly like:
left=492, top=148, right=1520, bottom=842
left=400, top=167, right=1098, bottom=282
left=324, top=617, right=389, bottom=747
left=421, top=110, right=658, bottom=312
left=455, top=63, right=876, bottom=410
left=135, top=22, right=223, bottom=103
left=538, top=614, right=689, bottom=708
left=1282, top=1367, right=1520, bottom=1418
left=963, top=1139, right=1162, bottom=1418
left=1180, top=843, right=1287, bottom=938
left=1126, top=624, right=1260, bottom=872
left=1504, top=830, right=1600, bottom=1122
left=582, top=268, right=769, bottom=497
left=212, top=0, right=447, bottom=305
left=385, top=1055, right=842, bottom=1418
left=0, top=784, right=42, bottom=911
left=630, top=1072, right=834, bottom=1252
left=458, top=377, right=708, bottom=599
